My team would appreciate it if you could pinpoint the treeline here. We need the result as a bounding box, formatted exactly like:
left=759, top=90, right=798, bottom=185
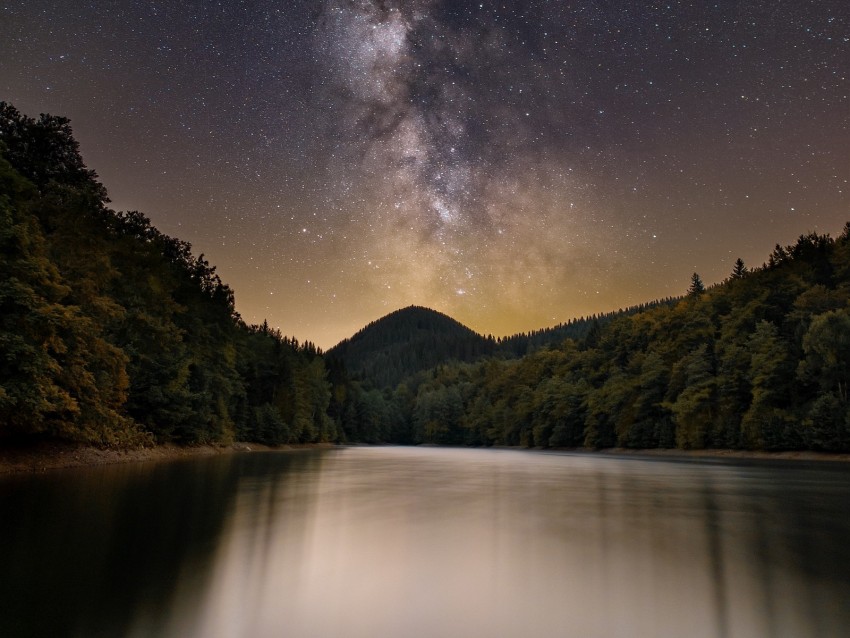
left=0, top=103, right=339, bottom=446
left=495, top=298, right=679, bottom=358
left=349, top=231, right=850, bottom=451
left=328, top=301, right=682, bottom=389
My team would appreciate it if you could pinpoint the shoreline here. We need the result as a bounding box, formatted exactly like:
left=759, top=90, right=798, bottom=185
left=1, top=441, right=849, bottom=475
left=0, top=441, right=335, bottom=476
left=0, top=441, right=850, bottom=476
left=559, top=446, right=850, bottom=463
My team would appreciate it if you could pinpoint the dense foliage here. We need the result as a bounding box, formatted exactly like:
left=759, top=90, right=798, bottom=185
left=0, top=103, right=335, bottom=446
left=354, top=231, right=850, bottom=451
left=327, top=306, right=499, bottom=388
left=2, top=103, right=848, bottom=452
left=328, top=301, right=680, bottom=387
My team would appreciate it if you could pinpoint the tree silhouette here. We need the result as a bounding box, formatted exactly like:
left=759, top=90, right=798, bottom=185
left=688, top=272, right=705, bottom=296
left=730, top=258, right=747, bottom=279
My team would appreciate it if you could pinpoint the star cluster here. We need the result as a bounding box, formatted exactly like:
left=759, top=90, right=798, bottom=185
left=2, top=0, right=848, bottom=347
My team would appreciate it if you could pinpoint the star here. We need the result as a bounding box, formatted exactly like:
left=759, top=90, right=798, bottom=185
left=0, top=0, right=847, bottom=347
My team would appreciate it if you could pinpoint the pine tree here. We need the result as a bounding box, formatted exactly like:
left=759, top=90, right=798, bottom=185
left=688, top=272, right=705, bottom=296
left=730, top=258, right=747, bottom=279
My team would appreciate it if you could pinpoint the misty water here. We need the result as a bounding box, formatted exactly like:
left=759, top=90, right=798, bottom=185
left=2, top=448, right=850, bottom=638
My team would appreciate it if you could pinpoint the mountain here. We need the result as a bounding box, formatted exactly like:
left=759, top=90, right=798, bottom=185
left=327, top=306, right=497, bottom=388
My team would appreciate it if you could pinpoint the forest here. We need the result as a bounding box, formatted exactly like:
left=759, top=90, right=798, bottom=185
left=2, top=102, right=849, bottom=452
left=0, top=103, right=335, bottom=447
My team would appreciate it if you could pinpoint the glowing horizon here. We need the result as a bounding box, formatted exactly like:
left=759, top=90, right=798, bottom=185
left=3, top=0, right=847, bottom=349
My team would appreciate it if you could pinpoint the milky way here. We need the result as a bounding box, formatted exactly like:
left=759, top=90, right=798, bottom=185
left=2, top=1, right=848, bottom=346
left=312, top=1, right=608, bottom=323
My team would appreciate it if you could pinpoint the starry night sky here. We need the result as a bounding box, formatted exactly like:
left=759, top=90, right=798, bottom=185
left=2, top=1, right=848, bottom=348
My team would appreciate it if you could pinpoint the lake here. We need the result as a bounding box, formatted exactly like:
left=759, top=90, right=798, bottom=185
left=1, top=447, right=849, bottom=637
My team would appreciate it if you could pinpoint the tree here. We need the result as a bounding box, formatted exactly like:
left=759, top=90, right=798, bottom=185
left=803, top=392, right=849, bottom=451
left=668, top=344, right=716, bottom=449
left=628, top=351, right=674, bottom=448
left=0, top=102, right=107, bottom=201
left=0, top=156, right=146, bottom=444
left=584, top=370, right=631, bottom=449
left=0, top=158, right=78, bottom=437
left=730, top=258, right=747, bottom=279
left=741, top=321, right=795, bottom=449
left=688, top=272, right=705, bottom=296
left=799, top=309, right=850, bottom=404
left=767, top=244, right=789, bottom=268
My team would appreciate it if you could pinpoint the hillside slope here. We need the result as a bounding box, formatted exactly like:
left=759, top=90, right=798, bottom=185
left=327, top=306, right=497, bottom=388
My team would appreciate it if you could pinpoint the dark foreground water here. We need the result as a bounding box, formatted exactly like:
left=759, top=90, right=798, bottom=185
left=2, top=448, right=850, bottom=638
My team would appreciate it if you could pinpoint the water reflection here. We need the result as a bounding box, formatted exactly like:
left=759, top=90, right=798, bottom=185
left=1, top=448, right=849, bottom=637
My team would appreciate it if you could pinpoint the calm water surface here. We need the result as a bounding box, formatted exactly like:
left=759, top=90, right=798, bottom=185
left=1, top=447, right=849, bottom=638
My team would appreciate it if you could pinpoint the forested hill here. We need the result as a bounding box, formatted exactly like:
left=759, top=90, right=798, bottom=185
left=328, top=300, right=683, bottom=388
left=327, top=306, right=497, bottom=388
left=388, top=233, right=850, bottom=452
left=495, top=298, right=680, bottom=358
left=0, top=103, right=336, bottom=447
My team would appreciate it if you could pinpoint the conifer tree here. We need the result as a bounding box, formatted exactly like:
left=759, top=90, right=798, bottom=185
left=688, top=272, right=705, bottom=296
left=731, top=258, right=746, bottom=279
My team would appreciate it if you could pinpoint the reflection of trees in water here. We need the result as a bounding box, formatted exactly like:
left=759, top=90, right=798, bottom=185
left=707, top=462, right=850, bottom=636
left=751, top=493, right=779, bottom=638
left=701, top=479, right=729, bottom=638
left=764, top=462, right=850, bottom=637
left=0, top=451, right=327, bottom=638
left=582, top=457, right=850, bottom=638
left=2, top=451, right=849, bottom=638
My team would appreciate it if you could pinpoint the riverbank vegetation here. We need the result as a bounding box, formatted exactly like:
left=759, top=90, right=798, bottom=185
left=372, top=239, right=850, bottom=451
left=2, top=103, right=849, bottom=453
left=0, top=103, right=332, bottom=447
